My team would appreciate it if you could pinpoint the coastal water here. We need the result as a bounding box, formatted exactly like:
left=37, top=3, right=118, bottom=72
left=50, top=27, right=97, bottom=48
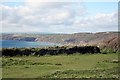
left=0, top=40, right=59, bottom=48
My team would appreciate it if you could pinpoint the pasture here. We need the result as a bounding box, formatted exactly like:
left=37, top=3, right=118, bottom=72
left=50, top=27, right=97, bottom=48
left=2, top=53, right=119, bottom=78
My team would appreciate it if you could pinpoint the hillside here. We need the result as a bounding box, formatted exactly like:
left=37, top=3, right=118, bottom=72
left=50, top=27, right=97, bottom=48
left=1, top=32, right=119, bottom=51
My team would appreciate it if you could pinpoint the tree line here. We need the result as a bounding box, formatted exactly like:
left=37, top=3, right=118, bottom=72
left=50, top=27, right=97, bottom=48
left=2, top=46, right=101, bottom=57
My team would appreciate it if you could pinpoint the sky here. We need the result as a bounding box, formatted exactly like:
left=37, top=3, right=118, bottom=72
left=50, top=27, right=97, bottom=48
left=0, top=0, right=118, bottom=33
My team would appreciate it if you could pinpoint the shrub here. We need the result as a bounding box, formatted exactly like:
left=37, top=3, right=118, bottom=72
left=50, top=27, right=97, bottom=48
left=2, top=46, right=101, bottom=56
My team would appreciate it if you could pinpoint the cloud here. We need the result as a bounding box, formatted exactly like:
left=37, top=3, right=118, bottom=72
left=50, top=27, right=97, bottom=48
left=0, top=1, right=118, bottom=33
left=72, top=12, right=118, bottom=32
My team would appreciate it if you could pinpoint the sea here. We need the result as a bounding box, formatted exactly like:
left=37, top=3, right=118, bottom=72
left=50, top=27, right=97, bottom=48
left=0, top=40, right=60, bottom=48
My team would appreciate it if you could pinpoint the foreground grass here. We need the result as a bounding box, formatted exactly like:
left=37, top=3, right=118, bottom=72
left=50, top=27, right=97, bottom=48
left=2, top=53, right=119, bottom=78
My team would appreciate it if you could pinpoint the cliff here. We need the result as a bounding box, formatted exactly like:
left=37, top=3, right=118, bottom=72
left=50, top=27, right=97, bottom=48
left=1, top=32, right=119, bottom=51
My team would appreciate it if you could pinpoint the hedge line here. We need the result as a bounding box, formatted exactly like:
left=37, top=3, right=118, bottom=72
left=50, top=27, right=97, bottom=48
left=2, top=46, right=100, bottom=56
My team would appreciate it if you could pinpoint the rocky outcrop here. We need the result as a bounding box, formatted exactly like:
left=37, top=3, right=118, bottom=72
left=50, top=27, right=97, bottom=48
left=16, top=37, right=37, bottom=41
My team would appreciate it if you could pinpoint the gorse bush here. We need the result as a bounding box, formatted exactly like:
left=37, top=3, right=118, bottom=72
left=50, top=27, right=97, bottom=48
left=2, top=46, right=101, bottom=56
left=101, top=47, right=116, bottom=54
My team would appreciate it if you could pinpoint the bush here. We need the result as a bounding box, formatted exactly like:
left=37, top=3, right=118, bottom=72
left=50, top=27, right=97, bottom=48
left=101, top=48, right=115, bottom=54
left=2, top=46, right=101, bottom=56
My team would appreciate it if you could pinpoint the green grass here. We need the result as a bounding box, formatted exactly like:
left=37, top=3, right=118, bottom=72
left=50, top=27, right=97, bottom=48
left=2, top=53, right=119, bottom=78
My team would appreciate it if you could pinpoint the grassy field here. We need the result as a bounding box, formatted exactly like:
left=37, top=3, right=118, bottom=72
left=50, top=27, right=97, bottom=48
left=2, top=53, right=119, bottom=78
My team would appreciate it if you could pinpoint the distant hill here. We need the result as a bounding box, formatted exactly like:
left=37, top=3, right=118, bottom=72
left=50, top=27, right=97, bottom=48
left=1, top=32, right=119, bottom=51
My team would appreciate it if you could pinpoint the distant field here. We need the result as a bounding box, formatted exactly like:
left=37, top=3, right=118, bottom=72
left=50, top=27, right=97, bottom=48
left=2, top=53, right=119, bottom=78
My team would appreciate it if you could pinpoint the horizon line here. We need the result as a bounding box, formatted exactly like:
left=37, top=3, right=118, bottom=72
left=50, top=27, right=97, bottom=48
left=0, top=31, right=119, bottom=34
